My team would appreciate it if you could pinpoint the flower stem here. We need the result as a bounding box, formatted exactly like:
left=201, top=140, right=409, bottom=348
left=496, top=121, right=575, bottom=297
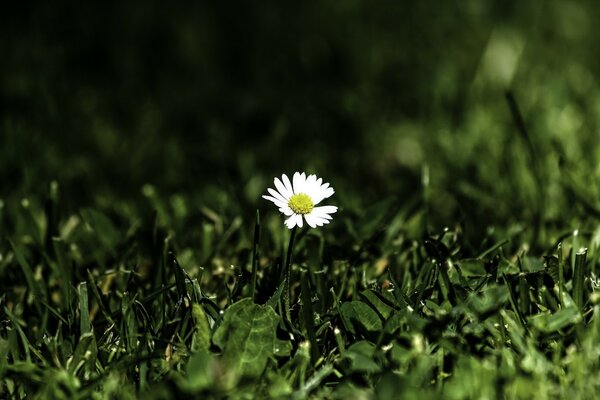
left=284, top=226, right=297, bottom=319
left=250, top=210, right=260, bottom=302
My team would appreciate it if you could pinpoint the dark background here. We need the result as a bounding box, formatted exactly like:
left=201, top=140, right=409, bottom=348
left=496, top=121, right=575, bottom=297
left=2, top=1, right=599, bottom=239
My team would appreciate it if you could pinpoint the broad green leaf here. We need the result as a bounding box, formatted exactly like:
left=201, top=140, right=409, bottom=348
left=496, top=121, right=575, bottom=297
left=185, top=351, right=216, bottom=392
left=343, top=341, right=381, bottom=374
left=340, top=301, right=383, bottom=335
left=212, top=298, right=283, bottom=378
left=521, top=256, right=545, bottom=273
left=360, top=289, right=395, bottom=319
left=191, top=303, right=211, bottom=352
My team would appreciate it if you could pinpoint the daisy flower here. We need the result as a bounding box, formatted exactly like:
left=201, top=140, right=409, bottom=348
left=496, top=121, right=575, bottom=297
left=263, top=172, right=337, bottom=229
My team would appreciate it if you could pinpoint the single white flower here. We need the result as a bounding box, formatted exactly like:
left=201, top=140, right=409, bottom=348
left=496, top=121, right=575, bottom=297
left=263, top=172, right=338, bottom=229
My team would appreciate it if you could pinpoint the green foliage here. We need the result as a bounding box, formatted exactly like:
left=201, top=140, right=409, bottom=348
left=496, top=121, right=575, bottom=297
left=3, top=1, right=600, bottom=399
left=2, top=182, right=600, bottom=398
left=191, top=304, right=211, bottom=352
left=212, top=299, right=283, bottom=379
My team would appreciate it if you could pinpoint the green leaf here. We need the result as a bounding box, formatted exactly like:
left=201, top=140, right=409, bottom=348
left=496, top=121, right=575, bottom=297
left=212, top=298, right=283, bottom=378
left=273, top=338, right=292, bottom=357
left=185, top=350, right=216, bottom=392
left=343, top=341, right=382, bottom=374
left=191, top=303, right=211, bottom=352
left=340, top=301, right=383, bottom=335
left=360, top=289, right=395, bottom=319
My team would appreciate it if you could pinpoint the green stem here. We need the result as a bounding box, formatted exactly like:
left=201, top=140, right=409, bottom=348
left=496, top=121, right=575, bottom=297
left=250, top=210, right=260, bottom=301
left=284, top=226, right=298, bottom=319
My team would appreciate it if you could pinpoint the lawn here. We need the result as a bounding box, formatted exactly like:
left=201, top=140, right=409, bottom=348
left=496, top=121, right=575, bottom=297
left=2, top=2, right=600, bottom=399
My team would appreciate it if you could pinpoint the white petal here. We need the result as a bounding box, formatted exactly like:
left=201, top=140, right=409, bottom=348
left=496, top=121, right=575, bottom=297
left=304, top=213, right=318, bottom=228
left=313, top=205, right=338, bottom=217
left=285, top=213, right=302, bottom=229
left=282, top=174, right=294, bottom=197
left=274, top=177, right=292, bottom=199
left=306, top=207, right=335, bottom=226
left=279, top=206, right=294, bottom=216
left=304, top=175, right=319, bottom=198
left=312, top=187, right=335, bottom=205
left=284, top=215, right=297, bottom=229
left=293, top=172, right=307, bottom=194
left=268, top=188, right=288, bottom=203
left=312, top=212, right=333, bottom=221
left=262, top=195, right=288, bottom=209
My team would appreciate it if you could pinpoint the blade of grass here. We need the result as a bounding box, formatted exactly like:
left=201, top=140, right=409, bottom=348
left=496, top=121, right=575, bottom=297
left=518, top=273, right=530, bottom=316
left=558, top=242, right=565, bottom=307
left=477, top=239, right=509, bottom=260
left=79, top=282, right=91, bottom=336
left=438, top=260, right=457, bottom=306
left=20, top=198, right=43, bottom=247
left=10, top=240, right=45, bottom=313
left=572, top=249, right=587, bottom=312
left=4, top=306, right=31, bottom=362
left=51, top=237, right=72, bottom=315
left=502, top=273, right=528, bottom=332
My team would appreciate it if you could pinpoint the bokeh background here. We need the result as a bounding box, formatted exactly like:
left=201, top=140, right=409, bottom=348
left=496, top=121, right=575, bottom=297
left=2, top=1, right=600, bottom=245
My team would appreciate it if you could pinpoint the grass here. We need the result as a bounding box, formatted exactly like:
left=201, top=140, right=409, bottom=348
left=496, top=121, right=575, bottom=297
left=4, top=2, right=600, bottom=398
left=2, top=175, right=600, bottom=399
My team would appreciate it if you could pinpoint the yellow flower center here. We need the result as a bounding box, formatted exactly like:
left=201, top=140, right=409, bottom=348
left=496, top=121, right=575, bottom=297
left=288, top=193, right=314, bottom=215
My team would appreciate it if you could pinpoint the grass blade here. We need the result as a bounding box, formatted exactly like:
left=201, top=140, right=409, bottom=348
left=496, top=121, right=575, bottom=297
left=572, top=249, right=587, bottom=312
left=79, top=282, right=91, bottom=336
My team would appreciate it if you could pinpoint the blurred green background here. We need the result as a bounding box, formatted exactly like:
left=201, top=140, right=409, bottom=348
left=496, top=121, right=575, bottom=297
left=2, top=1, right=600, bottom=242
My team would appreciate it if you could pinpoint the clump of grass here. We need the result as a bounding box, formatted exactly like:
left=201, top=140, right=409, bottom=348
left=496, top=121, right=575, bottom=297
left=1, top=180, right=600, bottom=399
